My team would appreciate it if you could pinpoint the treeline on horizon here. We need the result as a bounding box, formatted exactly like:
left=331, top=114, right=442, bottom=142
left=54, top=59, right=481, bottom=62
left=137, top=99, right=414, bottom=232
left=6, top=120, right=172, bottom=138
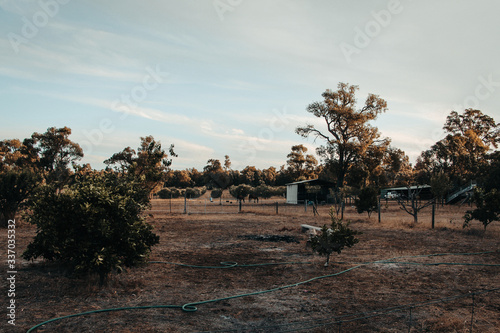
left=1, top=83, right=499, bottom=222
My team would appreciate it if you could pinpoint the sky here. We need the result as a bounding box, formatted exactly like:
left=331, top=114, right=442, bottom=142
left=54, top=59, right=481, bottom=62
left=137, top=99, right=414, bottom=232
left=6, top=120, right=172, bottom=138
left=1, top=0, right=499, bottom=171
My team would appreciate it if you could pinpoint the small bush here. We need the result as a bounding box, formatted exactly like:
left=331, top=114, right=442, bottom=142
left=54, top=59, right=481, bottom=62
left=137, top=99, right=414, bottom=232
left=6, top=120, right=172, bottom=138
left=309, top=208, right=361, bottom=267
left=211, top=188, right=223, bottom=199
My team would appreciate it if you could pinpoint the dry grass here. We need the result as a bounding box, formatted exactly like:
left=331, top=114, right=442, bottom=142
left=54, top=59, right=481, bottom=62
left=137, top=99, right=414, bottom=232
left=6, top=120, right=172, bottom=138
left=1, top=199, right=499, bottom=332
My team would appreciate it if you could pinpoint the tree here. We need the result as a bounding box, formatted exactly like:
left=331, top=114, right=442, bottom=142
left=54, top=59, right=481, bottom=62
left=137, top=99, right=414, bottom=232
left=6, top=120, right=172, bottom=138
left=0, top=138, right=43, bottom=227
left=0, top=169, right=41, bottom=227
left=105, top=136, right=176, bottom=195
left=308, top=209, right=361, bottom=267
left=32, top=127, right=83, bottom=187
left=396, top=186, right=434, bottom=224
left=296, top=82, right=389, bottom=188
left=23, top=171, right=159, bottom=283
left=430, top=171, right=452, bottom=207
left=286, top=144, right=318, bottom=181
left=240, top=166, right=262, bottom=186
left=463, top=152, right=500, bottom=231
left=419, top=109, right=499, bottom=184
left=463, top=188, right=500, bottom=231
left=355, top=187, right=379, bottom=218
left=223, top=155, right=231, bottom=171
left=382, top=147, right=413, bottom=187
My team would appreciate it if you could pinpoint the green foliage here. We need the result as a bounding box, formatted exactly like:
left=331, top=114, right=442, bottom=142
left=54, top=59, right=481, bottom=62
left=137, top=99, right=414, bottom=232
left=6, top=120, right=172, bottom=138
left=210, top=188, right=223, bottom=199
left=309, top=209, right=361, bottom=266
left=430, top=171, right=452, bottom=205
left=355, top=187, right=379, bottom=217
left=229, top=184, right=252, bottom=199
left=0, top=169, right=41, bottom=227
left=253, top=184, right=286, bottom=198
left=22, top=171, right=159, bottom=283
left=296, top=83, right=389, bottom=188
left=104, top=136, right=176, bottom=195
left=157, top=187, right=206, bottom=199
left=463, top=188, right=500, bottom=230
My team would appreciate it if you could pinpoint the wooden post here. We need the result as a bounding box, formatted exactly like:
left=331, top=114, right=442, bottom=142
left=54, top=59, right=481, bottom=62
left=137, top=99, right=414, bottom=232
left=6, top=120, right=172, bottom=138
left=183, top=191, right=187, bottom=214
left=431, top=200, right=436, bottom=229
left=170, top=192, right=172, bottom=213
left=378, top=196, right=381, bottom=223
left=275, top=201, right=278, bottom=214
left=304, top=200, right=307, bottom=212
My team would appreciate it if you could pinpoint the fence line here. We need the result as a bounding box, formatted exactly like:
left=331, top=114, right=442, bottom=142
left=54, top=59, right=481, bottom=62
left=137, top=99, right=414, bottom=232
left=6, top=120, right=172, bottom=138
left=205, top=288, right=499, bottom=332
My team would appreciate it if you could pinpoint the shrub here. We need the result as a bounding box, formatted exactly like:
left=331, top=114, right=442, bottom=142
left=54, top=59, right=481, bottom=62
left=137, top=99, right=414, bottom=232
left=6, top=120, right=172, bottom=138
left=185, top=186, right=206, bottom=198
left=309, top=208, right=361, bottom=267
left=23, top=171, right=159, bottom=283
left=210, top=188, right=223, bottom=199
left=463, top=188, right=500, bottom=231
left=229, top=184, right=252, bottom=199
left=355, top=186, right=378, bottom=218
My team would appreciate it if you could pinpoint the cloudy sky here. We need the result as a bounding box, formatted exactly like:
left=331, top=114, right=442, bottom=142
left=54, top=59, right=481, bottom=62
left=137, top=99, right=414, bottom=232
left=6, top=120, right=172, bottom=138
left=1, top=0, right=499, bottom=170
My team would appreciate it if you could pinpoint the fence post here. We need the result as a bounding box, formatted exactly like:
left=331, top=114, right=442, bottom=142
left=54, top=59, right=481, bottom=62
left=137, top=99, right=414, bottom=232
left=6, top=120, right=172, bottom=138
left=432, top=200, right=435, bottom=229
left=408, top=307, right=412, bottom=333
left=305, top=200, right=307, bottom=212
left=184, top=192, right=187, bottom=214
left=275, top=202, right=278, bottom=214
left=470, top=293, right=475, bottom=333
left=378, top=196, right=381, bottom=223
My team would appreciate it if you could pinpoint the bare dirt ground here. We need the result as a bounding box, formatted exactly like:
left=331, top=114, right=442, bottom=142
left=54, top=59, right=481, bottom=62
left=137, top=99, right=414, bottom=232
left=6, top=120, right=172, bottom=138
left=1, top=199, right=499, bottom=332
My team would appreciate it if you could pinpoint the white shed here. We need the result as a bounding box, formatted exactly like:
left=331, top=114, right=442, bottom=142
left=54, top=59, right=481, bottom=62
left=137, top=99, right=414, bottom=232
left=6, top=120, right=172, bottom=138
left=286, top=183, right=298, bottom=204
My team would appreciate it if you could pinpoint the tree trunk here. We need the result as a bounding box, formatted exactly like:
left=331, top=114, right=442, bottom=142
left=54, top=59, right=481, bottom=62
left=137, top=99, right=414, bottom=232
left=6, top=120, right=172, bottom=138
left=0, top=209, right=16, bottom=228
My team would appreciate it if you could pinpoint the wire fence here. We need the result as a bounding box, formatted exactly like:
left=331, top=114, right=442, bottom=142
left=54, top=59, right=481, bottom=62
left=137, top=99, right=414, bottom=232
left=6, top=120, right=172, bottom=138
left=148, top=198, right=329, bottom=216
left=204, top=288, right=499, bottom=333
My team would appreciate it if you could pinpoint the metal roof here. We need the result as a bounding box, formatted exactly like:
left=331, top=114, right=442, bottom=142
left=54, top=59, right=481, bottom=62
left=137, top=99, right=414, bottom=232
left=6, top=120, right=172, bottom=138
left=286, top=179, right=335, bottom=186
left=382, top=185, right=431, bottom=191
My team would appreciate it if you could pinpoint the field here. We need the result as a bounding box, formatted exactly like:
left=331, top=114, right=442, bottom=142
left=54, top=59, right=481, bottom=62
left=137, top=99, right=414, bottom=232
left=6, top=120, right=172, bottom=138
left=1, top=198, right=499, bottom=332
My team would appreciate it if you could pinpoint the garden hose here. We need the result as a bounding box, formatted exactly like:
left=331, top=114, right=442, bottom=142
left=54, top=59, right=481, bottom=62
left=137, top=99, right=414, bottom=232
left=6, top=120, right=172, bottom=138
left=26, top=251, right=499, bottom=332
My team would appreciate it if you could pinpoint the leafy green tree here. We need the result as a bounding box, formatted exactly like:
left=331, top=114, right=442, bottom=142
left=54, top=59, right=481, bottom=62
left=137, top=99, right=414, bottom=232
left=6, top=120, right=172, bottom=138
left=430, top=171, right=452, bottom=206
left=0, top=169, right=41, bottom=227
left=463, top=152, right=500, bottom=231
left=382, top=147, right=413, bottom=187
left=105, top=136, right=176, bottom=195
left=0, top=138, right=43, bottom=227
left=286, top=144, right=318, bottom=181
left=355, top=187, right=378, bottom=218
left=418, top=109, right=499, bottom=184
left=463, top=188, right=500, bottom=231
left=296, top=82, right=389, bottom=188
left=229, top=184, right=252, bottom=200
left=23, top=171, right=159, bottom=283
left=32, top=127, right=83, bottom=187
left=308, top=209, right=361, bottom=267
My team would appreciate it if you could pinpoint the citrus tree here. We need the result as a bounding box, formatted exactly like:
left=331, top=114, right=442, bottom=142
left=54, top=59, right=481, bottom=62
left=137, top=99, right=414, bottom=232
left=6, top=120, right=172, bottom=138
left=309, top=209, right=361, bottom=267
left=23, top=171, right=159, bottom=283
